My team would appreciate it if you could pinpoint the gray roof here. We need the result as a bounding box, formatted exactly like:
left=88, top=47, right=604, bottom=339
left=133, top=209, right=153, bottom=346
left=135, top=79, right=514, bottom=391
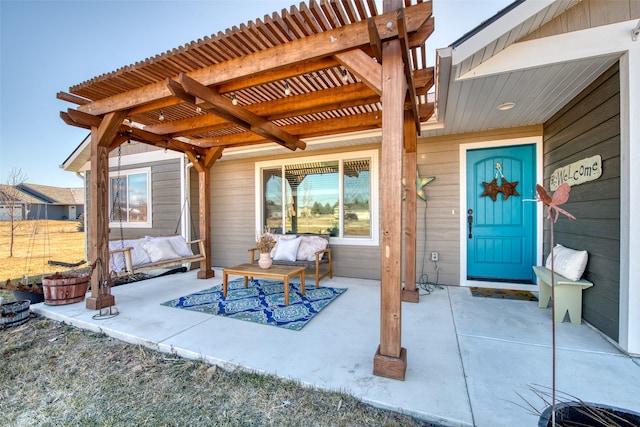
left=0, top=183, right=84, bottom=205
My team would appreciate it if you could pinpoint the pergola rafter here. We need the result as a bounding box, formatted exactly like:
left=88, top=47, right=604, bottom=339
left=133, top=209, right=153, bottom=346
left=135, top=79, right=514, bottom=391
left=59, top=0, right=435, bottom=381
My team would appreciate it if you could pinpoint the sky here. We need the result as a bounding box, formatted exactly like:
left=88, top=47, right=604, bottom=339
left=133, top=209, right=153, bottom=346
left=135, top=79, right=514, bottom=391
left=0, top=0, right=512, bottom=189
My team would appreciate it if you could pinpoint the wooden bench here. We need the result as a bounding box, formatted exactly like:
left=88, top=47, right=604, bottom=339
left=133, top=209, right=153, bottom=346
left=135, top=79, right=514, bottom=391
left=109, top=236, right=206, bottom=276
left=248, top=234, right=332, bottom=288
left=532, top=266, right=593, bottom=324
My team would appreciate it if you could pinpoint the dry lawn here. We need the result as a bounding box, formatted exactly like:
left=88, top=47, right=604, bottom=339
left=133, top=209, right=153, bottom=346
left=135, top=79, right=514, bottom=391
left=0, top=220, right=86, bottom=282
left=1, top=316, right=438, bottom=426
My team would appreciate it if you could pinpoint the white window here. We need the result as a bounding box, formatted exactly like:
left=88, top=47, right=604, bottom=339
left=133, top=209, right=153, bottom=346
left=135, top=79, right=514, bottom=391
left=109, top=167, right=152, bottom=228
left=255, top=150, right=379, bottom=246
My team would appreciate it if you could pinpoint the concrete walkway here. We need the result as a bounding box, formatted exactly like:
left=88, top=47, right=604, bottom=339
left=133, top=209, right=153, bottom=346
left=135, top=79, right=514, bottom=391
left=31, top=270, right=640, bottom=426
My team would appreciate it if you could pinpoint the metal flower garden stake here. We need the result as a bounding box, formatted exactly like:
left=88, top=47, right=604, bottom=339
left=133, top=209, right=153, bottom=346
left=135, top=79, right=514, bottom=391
left=535, top=183, right=576, bottom=426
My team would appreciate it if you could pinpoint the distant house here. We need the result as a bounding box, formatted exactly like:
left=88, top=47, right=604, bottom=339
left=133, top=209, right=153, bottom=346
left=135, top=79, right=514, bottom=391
left=0, top=183, right=84, bottom=221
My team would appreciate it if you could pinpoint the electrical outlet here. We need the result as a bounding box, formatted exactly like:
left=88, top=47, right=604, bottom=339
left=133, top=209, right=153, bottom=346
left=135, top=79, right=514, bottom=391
left=431, top=251, right=439, bottom=262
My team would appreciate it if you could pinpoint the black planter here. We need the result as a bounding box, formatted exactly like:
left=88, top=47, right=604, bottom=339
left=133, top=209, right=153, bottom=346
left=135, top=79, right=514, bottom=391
left=14, top=284, right=45, bottom=304
left=539, top=401, right=640, bottom=426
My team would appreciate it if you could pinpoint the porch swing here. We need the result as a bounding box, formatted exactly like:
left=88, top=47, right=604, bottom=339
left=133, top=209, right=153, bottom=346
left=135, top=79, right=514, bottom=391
left=106, top=147, right=206, bottom=277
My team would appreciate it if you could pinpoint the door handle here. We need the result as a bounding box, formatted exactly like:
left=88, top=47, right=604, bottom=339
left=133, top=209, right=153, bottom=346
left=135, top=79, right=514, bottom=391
left=467, top=209, right=473, bottom=239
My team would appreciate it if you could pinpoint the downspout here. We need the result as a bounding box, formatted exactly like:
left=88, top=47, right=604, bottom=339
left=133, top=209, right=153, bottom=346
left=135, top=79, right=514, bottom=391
left=421, top=46, right=451, bottom=132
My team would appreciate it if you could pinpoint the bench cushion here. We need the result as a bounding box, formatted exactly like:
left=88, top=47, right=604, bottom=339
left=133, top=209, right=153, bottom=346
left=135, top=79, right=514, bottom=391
left=545, top=244, right=588, bottom=281
left=109, top=239, right=152, bottom=271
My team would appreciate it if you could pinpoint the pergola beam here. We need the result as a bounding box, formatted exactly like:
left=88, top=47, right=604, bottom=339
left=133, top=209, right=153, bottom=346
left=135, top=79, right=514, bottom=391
left=145, top=82, right=381, bottom=137
left=76, top=2, right=432, bottom=116
left=397, top=9, right=421, bottom=133
left=334, top=50, right=382, bottom=95
left=177, top=73, right=305, bottom=151
left=190, top=110, right=382, bottom=147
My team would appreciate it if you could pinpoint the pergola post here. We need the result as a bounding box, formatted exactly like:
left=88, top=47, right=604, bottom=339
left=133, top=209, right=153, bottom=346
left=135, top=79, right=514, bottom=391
left=195, top=162, right=214, bottom=279
left=373, top=0, right=408, bottom=380
left=402, top=133, right=419, bottom=303
left=86, top=128, right=114, bottom=310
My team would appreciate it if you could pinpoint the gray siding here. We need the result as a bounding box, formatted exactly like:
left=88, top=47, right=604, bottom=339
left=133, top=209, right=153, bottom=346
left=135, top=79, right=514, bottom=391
left=542, top=63, right=620, bottom=341
left=87, top=158, right=184, bottom=241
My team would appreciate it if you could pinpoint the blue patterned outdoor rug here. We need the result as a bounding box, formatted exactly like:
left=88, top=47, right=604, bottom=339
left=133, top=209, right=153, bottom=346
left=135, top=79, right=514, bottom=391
left=161, top=278, right=346, bottom=331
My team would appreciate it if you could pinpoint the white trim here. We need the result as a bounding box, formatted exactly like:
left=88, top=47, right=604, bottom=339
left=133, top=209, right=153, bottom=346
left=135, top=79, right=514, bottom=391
left=451, top=0, right=558, bottom=67
left=255, top=149, right=379, bottom=246
left=619, top=48, right=640, bottom=355
left=76, top=149, right=183, bottom=172
left=108, top=166, right=152, bottom=229
left=110, top=149, right=183, bottom=167
left=458, top=136, right=543, bottom=289
left=458, top=20, right=638, bottom=81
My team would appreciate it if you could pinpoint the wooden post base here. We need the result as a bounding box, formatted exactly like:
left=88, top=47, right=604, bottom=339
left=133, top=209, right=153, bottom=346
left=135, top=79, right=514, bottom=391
left=401, top=288, right=419, bottom=303
left=373, top=345, right=407, bottom=381
left=197, top=270, right=215, bottom=279
left=86, top=294, right=115, bottom=310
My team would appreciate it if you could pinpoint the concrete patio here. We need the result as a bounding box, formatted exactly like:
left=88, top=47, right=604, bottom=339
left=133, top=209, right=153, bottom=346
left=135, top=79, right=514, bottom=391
left=31, top=269, right=640, bottom=427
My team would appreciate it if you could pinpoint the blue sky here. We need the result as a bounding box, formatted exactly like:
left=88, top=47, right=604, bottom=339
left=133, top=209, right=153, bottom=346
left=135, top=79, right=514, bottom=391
left=0, top=0, right=511, bottom=188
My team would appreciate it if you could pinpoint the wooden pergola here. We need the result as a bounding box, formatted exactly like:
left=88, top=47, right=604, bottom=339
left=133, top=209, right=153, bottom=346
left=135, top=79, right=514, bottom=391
left=58, top=0, right=434, bottom=380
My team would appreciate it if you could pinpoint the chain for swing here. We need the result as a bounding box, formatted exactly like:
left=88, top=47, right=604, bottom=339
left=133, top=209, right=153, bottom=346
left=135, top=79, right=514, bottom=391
left=114, top=144, right=127, bottom=272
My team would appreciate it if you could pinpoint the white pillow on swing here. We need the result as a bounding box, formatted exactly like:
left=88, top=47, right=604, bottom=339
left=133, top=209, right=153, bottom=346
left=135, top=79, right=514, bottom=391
left=142, top=238, right=180, bottom=263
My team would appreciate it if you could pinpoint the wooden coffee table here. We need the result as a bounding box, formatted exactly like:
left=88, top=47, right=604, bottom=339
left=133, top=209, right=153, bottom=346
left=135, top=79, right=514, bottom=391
left=222, top=263, right=306, bottom=306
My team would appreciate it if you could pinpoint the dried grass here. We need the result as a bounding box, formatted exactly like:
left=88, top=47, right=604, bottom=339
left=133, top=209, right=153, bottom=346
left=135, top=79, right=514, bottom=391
left=0, top=220, right=86, bottom=281
left=1, top=316, right=439, bottom=426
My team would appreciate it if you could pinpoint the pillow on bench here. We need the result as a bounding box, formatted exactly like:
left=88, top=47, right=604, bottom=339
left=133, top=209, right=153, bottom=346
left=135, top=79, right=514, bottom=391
left=273, top=236, right=302, bottom=262
left=150, top=235, right=194, bottom=258
left=545, top=244, right=588, bottom=281
left=296, top=235, right=329, bottom=261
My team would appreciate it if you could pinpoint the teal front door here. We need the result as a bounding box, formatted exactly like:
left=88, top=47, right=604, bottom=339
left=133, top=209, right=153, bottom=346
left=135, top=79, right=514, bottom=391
left=466, top=144, right=536, bottom=283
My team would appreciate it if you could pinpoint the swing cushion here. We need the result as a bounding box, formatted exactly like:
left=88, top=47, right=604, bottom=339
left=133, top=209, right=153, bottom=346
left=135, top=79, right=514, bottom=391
left=109, top=239, right=152, bottom=272
left=142, top=239, right=181, bottom=263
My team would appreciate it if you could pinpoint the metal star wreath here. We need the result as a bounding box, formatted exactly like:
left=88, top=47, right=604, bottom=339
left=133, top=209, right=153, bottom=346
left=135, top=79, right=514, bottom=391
left=481, top=163, right=520, bottom=201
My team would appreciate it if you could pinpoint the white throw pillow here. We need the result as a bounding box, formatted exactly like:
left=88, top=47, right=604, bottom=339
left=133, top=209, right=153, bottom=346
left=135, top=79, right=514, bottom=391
left=162, top=235, right=194, bottom=257
left=142, top=238, right=181, bottom=263
left=296, top=235, right=329, bottom=261
left=273, top=236, right=302, bottom=262
left=545, top=244, right=588, bottom=281
left=270, top=234, right=296, bottom=258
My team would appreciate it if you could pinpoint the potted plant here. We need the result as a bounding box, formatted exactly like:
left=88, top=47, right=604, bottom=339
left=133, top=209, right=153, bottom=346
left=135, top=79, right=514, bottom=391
left=255, top=229, right=276, bottom=269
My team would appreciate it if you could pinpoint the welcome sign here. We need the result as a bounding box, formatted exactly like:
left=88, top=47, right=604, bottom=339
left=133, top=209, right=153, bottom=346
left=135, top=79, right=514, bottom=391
left=550, top=155, right=602, bottom=190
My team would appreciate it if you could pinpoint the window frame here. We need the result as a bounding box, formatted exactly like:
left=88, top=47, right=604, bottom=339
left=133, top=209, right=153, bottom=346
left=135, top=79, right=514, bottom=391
left=255, top=150, right=379, bottom=246
left=108, top=167, right=152, bottom=229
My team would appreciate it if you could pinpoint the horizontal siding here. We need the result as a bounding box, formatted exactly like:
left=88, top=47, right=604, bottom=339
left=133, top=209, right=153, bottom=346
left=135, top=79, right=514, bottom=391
left=108, top=158, right=182, bottom=240
left=542, top=62, right=620, bottom=342
left=521, top=0, right=640, bottom=41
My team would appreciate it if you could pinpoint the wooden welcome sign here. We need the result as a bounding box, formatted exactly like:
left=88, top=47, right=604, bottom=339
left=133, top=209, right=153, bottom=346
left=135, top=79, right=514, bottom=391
left=550, top=155, right=602, bottom=190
